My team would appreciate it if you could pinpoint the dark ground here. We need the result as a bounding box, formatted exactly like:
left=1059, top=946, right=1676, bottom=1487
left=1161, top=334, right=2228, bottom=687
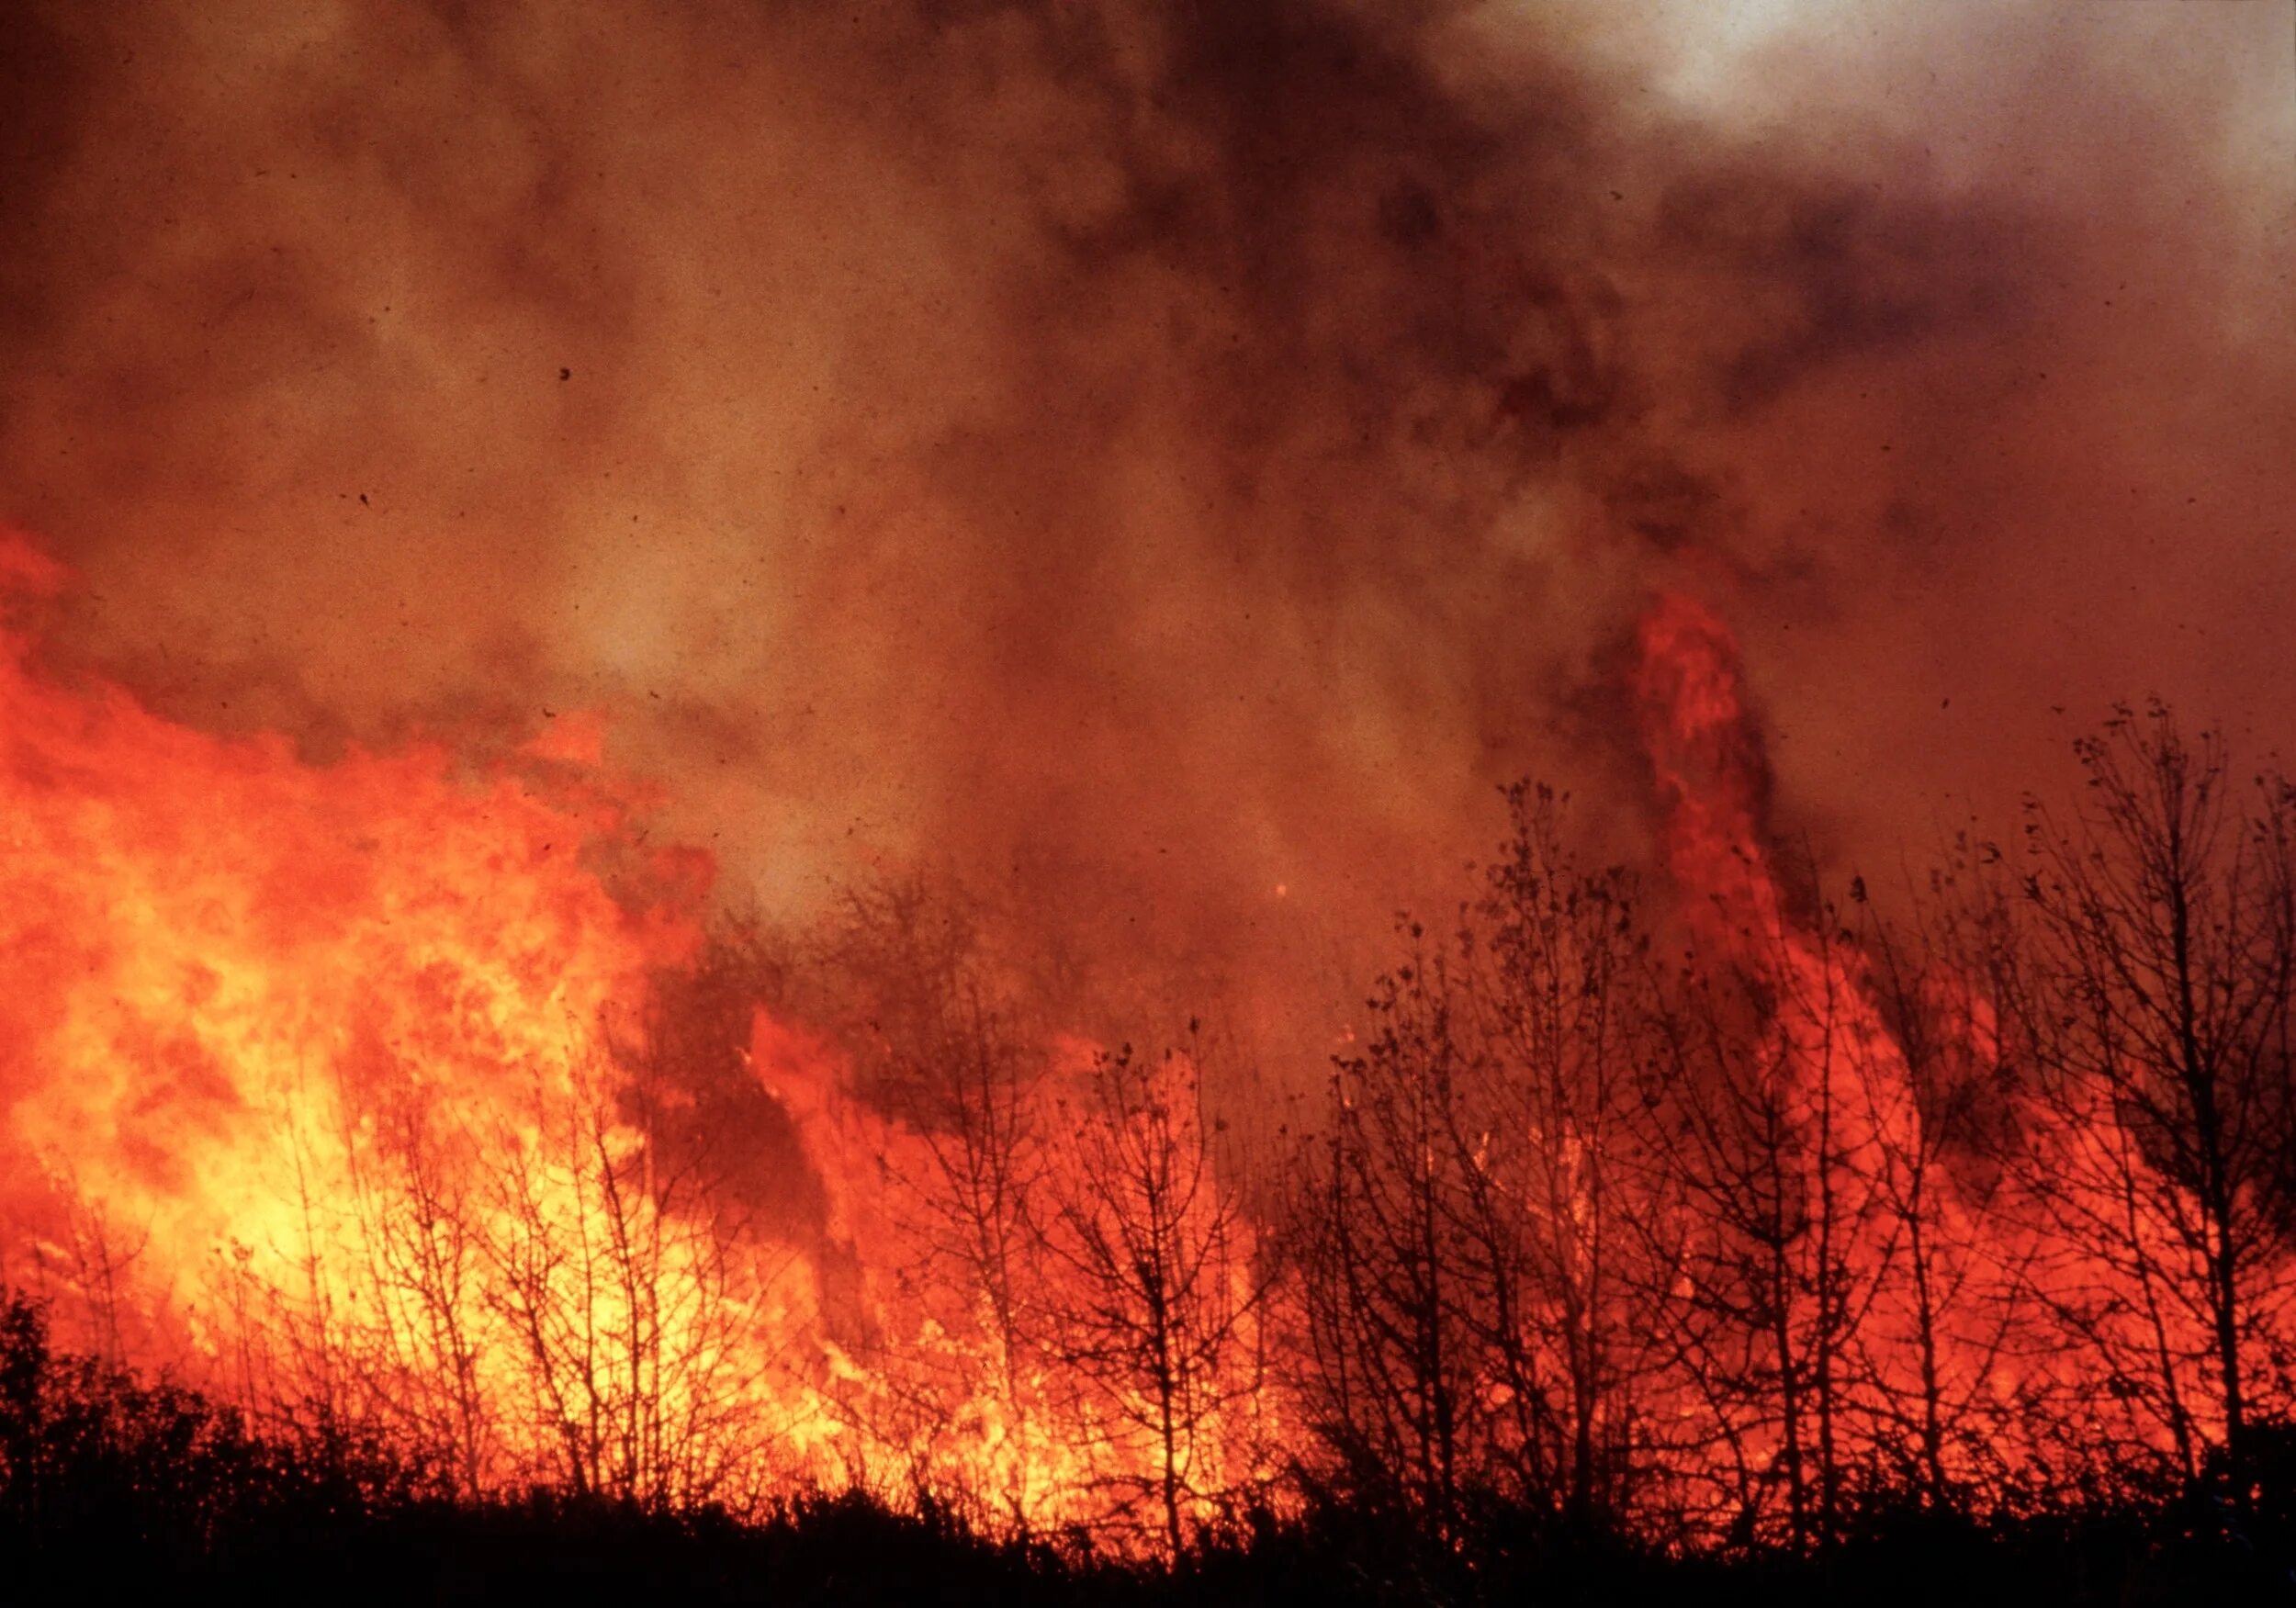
left=7, top=1294, right=2295, bottom=1605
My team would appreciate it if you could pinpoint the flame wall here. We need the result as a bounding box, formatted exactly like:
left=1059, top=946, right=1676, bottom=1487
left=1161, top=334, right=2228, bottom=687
left=0, top=0, right=2290, bottom=1546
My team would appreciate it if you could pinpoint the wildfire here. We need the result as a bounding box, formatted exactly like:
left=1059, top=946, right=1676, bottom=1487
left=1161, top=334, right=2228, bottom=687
left=1626, top=590, right=2249, bottom=1516
left=0, top=528, right=2281, bottom=1552
left=0, top=527, right=1272, bottom=1542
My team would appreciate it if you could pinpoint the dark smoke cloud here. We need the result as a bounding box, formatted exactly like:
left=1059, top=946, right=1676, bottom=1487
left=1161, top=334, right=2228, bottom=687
left=0, top=0, right=2287, bottom=1071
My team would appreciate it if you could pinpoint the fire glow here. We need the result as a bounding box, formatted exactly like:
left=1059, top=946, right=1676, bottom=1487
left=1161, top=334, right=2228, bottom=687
left=0, top=0, right=2290, bottom=1575
left=0, top=529, right=1276, bottom=1542
left=2, top=526, right=2285, bottom=1553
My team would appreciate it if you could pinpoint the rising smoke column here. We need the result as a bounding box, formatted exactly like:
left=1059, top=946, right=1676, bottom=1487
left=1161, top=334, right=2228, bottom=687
left=0, top=0, right=2287, bottom=1130
left=0, top=3, right=2284, bottom=1532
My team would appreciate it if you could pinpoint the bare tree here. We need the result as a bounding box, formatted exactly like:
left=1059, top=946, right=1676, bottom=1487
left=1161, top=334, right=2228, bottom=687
left=1037, top=1038, right=1265, bottom=1557
left=478, top=1043, right=774, bottom=1510
left=1995, top=703, right=2296, bottom=1482
left=1627, top=882, right=1916, bottom=1552
left=1458, top=783, right=1661, bottom=1525
left=804, top=877, right=1063, bottom=1526
left=1292, top=925, right=1491, bottom=1534
left=344, top=1098, right=495, bottom=1495
left=1289, top=790, right=1672, bottom=1534
left=1848, top=880, right=2037, bottom=1512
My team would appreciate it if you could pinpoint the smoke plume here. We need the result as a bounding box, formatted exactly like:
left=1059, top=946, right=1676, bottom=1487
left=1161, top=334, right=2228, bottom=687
left=0, top=0, right=2287, bottom=1063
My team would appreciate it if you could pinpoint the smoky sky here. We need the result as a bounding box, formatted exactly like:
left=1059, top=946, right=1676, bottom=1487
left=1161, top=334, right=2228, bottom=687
left=0, top=0, right=2288, bottom=1057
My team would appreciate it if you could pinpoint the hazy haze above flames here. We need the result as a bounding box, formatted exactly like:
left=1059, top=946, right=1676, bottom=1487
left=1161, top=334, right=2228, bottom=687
left=0, top=0, right=2288, bottom=1042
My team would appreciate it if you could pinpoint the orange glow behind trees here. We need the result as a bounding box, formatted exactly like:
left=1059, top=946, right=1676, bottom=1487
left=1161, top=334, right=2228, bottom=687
left=2, top=534, right=2292, bottom=1555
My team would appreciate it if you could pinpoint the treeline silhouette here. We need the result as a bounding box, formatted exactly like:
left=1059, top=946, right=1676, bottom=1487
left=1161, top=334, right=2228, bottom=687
left=6, top=1286, right=2295, bottom=1603
left=14, top=703, right=2296, bottom=1602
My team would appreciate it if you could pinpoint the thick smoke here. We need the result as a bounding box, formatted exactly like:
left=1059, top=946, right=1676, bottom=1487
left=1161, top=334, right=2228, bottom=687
left=0, top=1, right=2287, bottom=1069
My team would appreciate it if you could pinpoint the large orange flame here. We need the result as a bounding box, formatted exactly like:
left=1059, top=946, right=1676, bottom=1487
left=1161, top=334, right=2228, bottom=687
left=0, top=531, right=1277, bottom=1542
left=1629, top=590, right=2226, bottom=1509
left=0, top=532, right=2253, bottom=1550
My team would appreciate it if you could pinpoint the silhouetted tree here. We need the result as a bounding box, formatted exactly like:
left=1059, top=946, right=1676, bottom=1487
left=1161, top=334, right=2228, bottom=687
left=1849, top=868, right=2037, bottom=1511
left=1295, top=925, right=1488, bottom=1533
left=1038, top=1040, right=1264, bottom=1557
left=1627, top=878, right=1909, bottom=1551
left=480, top=1047, right=774, bottom=1510
left=1291, top=789, right=1668, bottom=1534
left=1997, top=703, right=2296, bottom=1482
left=807, top=876, right=1061, bottom=1526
